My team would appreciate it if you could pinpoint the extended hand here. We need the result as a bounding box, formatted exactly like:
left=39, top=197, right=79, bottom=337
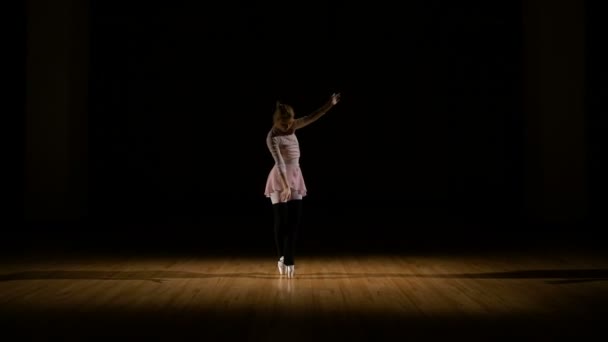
left=330, top=93, right=341, bottom=106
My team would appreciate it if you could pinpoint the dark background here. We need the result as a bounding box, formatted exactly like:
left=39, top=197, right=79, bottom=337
left=89, top=1, right=521, bottom=221
left=17, top=0, right=605, bottom=253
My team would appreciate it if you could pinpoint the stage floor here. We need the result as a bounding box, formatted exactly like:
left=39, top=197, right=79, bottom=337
left=1, top=248, right=607, bottom=340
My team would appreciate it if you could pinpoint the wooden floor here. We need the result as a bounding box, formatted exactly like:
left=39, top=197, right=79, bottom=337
left=1, top=249, right=607, bottom=341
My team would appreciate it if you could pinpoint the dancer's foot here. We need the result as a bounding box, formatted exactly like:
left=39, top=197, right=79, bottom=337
left=278, top=257, right=286, bottom=275
left=286, top=265, right=295, bottom=278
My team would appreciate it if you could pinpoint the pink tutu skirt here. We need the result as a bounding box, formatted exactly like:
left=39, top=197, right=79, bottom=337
left=264, top=164, right=307, bottom=197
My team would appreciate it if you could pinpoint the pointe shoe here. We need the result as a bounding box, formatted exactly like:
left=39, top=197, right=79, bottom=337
left=277, top=259, right=286, bottom=275
left=286, top=265, right=295, bottom=278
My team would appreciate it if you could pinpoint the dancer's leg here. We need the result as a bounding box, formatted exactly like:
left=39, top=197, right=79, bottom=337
left=283, top=197, right=303, bottom=266
left=272, top=200, right=288, bottom=260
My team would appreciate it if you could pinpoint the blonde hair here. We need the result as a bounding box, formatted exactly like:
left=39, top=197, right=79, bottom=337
left=273, top=101, right=295, bottom=126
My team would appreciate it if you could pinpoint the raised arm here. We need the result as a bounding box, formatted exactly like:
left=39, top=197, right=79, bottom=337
left=293, top=93, right=341, bottom=130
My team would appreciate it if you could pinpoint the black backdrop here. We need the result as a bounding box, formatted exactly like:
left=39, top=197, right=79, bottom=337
left=88, top=0, right=523, bottom=231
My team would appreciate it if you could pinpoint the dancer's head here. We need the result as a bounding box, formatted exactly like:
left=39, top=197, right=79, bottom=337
left=273, top=101, right=295, bottom=131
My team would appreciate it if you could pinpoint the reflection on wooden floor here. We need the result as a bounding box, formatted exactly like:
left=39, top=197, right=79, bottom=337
left=1, top=251, right=607, bottom=340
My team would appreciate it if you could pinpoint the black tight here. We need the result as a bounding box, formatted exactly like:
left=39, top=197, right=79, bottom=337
left=272, top=200, right=303, bottom=266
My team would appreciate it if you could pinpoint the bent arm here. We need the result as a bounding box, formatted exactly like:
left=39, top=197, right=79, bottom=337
left=266, top=133, right=289, bottom=188
left=293, top=98, right=336, bottom=130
